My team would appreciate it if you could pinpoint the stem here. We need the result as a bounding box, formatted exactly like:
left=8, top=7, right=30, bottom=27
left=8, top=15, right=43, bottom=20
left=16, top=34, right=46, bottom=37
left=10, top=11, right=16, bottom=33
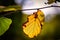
left=0, top=5, right=60, bottom=16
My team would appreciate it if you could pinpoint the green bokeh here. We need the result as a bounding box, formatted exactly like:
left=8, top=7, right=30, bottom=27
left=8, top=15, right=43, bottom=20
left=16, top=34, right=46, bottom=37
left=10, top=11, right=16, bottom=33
left=0, top=17, right=12, bottom=36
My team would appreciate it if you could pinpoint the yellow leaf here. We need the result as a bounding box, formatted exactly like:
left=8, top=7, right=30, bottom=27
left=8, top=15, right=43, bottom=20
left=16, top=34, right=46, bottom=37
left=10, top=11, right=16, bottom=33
left=23, top=9, right=45, bottom=38
left=4, top=8, right=16, bottom=11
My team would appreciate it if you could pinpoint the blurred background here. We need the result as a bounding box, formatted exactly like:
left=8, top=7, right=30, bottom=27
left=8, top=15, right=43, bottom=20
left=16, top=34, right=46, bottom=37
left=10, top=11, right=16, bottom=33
left=0, top=0, right=60, bottom=40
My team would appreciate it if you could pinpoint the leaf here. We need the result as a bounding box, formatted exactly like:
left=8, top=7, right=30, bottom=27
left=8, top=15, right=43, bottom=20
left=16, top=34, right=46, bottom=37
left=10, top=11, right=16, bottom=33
left=23, top=10, right=45, bottom=38
left=3, top=5, right=21, bottom=12
left=0, top=17, right=12, bottom=36
left=47, top=0, right=55, bottom=4
left=0, top=5, right=21, bottom=12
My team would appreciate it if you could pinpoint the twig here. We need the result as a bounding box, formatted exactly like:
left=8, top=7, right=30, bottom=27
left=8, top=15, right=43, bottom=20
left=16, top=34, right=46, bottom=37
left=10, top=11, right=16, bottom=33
left=20, top=5, right=60, bottom=11
left=0, top=5, right=60, bottom=16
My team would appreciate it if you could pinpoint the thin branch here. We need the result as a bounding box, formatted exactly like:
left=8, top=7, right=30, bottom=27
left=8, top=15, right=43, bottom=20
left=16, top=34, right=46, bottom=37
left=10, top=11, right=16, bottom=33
left=0, top=5, right=60, bottom=16
left=20, top=5, right=60, bottom=11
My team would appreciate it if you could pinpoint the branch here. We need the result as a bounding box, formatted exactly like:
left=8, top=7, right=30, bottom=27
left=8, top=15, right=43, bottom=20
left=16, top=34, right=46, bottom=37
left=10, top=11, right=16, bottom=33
left=20, top=5, right=60, bottom=11
left=0, top=5, right=60, bottom=16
